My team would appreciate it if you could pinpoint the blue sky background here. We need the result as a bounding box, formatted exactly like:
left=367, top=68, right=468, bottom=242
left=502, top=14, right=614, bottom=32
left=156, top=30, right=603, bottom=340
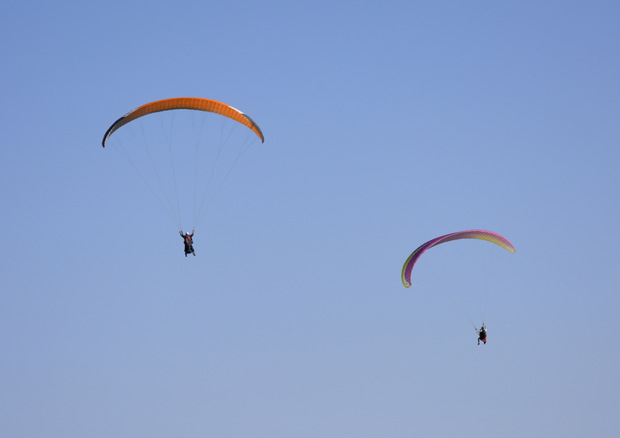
left=1, top=1, right=619, bottom=436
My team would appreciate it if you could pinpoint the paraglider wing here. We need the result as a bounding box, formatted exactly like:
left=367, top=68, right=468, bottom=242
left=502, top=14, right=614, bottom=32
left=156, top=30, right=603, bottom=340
left=102, top=97, right=264, bottom=147
left=401, top=230, right=515, bottom=288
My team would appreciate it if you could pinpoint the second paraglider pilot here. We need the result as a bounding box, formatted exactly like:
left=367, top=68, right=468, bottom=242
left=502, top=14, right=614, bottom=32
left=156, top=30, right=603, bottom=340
left=476, top=324, right=487, bottom=345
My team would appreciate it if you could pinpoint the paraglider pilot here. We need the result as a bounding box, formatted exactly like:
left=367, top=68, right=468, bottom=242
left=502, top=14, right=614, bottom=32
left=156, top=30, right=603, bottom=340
left=476, top=324, right=487, bottom=345
left=180, top=230, right=195, bottom=257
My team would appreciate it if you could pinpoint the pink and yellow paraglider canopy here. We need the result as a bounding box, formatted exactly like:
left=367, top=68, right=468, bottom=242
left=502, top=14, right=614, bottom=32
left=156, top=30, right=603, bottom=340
left=401, top=230, right=515, bottom=288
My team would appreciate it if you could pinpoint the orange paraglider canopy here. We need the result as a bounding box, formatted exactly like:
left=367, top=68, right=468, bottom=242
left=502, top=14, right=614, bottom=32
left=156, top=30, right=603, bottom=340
left=102, top=97, right=264, bottom=147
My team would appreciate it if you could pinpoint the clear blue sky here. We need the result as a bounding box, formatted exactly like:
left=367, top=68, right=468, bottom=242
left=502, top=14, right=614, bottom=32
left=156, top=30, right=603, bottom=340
left=2, top=1, right=619, bottom=436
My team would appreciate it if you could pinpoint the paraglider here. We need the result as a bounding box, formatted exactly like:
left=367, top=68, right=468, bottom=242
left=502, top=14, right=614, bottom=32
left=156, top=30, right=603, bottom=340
left=101, top=98, right=264, bottom=255
left=401, top=229, right=515, bottom=288
left=180, top=230, right=195, bottom=257
left=401, top=230, right=514, bottom=345
left=179, top=230, right=196, bottom=257
left=476, top=324, right=487, bottom=345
